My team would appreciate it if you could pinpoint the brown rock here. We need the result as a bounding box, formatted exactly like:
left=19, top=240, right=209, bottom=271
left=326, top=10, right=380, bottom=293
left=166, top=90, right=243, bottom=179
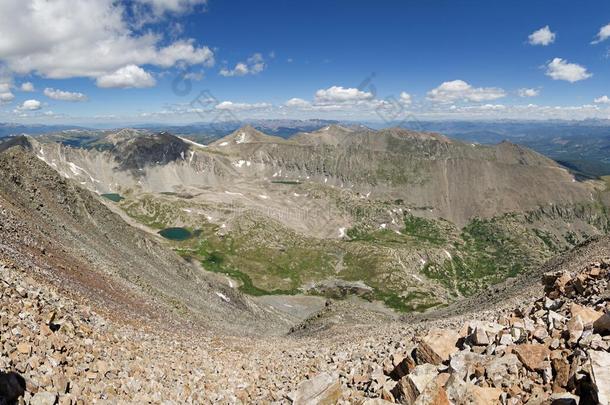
left=570, top=303, right=602, bottom=325
left=471, top=327, right=489, bottom=346
left=16, top=343, right=31, bottom=355
left=566, top=315, right=584, bottom=345
left=593, top=312, right=610, bottom=334
left=292, top=373, right=342, bottom=405
left=394, top=364, right=438, bottom=405
left=551, top=356, right=570, bottom=391
left=514, top=344, right=550, bottom=371
left=445, top=376, right=502, bottom=405
left=414, top=379, right=450, bottom=405
left=417, top=329, right=460, bottom=365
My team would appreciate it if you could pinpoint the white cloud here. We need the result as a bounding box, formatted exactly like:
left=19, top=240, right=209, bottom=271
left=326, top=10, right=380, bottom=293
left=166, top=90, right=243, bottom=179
left=427, top=80, right=506, bottom=103
left=0, top=0, right=214, bottom=84
left=285, top=98, right=311, bottom=108
left=314, top=86, right=374, bottom=104
left=545, top=58, right=592, bottom=83
left=0, top=92, right=14, bottom=103
left=44, top=88, right=88, bottom=101
left=134, top=0, right=206, bottom=15
left=0, top=82, right=14, bottom=103
left=528, top=26, right=556, bottom=46
left=518, top=88, right=540, bottom=97
left=215, top=101, right=271, bottom=111
left=592, top=23, right=610, bottom=44
left=399, top=92, right=412, bottom=105
left=18, top=99, right=42, bottom=110
left=96, top=65, right=156, bottom=88
left=594, top=95, right=610, bottom=104
left=20, top=82, right=34, bottom=92
left=219, top=53, right=266, bottom=77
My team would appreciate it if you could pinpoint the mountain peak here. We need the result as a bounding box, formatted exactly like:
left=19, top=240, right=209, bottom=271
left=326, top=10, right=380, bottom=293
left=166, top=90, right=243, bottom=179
left=0, top=135, right=33, bottom=154
left=212, top=125, right=287, bottom=147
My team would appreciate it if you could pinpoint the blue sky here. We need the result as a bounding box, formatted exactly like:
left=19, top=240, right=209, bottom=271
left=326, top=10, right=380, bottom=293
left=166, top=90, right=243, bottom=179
left=1, top=0, right=610, bottom=125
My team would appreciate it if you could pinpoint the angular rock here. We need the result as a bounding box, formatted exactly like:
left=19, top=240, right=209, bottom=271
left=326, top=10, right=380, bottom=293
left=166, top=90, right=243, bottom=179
left=413, top=379, right=450, bottom=405
left=514, top=344, right=550, bottom=371
left=445, top=375, right=502, bottom=405
left=570, top=304, right=602, bottom=326
left=417, top=329, right=460, bottom=365
left=394, top=364, right=438, bottom=405
left=30, top=392, right=57, bottom=405
left=292, top=373, right=342, bottom=405
left=590, top=350, right=610, bottom=405
left=566, top=315, right=584, bottom=345
left=593, top=312, right=610, bottom=334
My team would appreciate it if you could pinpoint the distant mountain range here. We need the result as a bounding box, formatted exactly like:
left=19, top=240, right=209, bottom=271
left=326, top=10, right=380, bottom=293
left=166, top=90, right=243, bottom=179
left=2, top=118, right=609, bottom=177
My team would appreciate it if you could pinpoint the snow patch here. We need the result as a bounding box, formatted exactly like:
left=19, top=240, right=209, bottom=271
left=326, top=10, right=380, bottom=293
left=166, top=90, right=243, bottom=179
left=258, top=195, right=270, bottom=200
left=219, top=141, right=229, bottom=147
left=444, top=249, right=452, bottom=260
left=379, top=223, right=387, bottom=229
left=182, top=208, right=192, bottom=213
left=178, top=136, right=207, bottom=149
left=338, top=227, right=346, bottom=238
left=232, top=160, right=251, bottom=168
left=235, top=132, right=248, bottom=144
left=225, top=191, right=244, bottom=196
left=215, top=292, right=230, bottom=302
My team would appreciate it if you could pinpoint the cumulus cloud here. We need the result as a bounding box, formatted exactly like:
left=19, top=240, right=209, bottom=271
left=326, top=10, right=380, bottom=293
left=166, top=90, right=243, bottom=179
left=215, top=101, right=272, bottom=111
left=96, top=65, right=156, bottom=88
left=20, top=82, right=34, bottom=92
left=594, top=95, right=610, bottom=104
left=219, top=53, right=266, bottom=77
left=518, top=88, right=540, bottom=97
left=427, top=80, right=506, bottom=103
left=592, top=23, right=610, bottom=44
left=0, top=82, right=14, bottom=103
left=0, top=0, right=214, bottom=86
left=314, top=86, right=374, bottom=104
left=399, top=92, right=412, bottom=105
left=0, top=92, right=14, bottom=103
left=285, top=98, right=311, bottom=108
left=44, top=88, right=88, bottom=101
left=545, top=58, right=592, bottom=83
left=528, top=26, right=556, bottom=46
left=18, top=99, right=42, bottom=110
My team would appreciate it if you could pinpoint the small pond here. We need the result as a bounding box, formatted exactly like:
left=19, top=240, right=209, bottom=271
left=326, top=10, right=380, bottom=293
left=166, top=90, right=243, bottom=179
left=158, top=227, right=193, bottom=241
left=101, top=193, right=124, bottom=202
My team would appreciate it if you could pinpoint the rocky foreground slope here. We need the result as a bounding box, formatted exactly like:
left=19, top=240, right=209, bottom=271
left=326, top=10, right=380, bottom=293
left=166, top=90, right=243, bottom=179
left=1, top=234, right=609, bottom=404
